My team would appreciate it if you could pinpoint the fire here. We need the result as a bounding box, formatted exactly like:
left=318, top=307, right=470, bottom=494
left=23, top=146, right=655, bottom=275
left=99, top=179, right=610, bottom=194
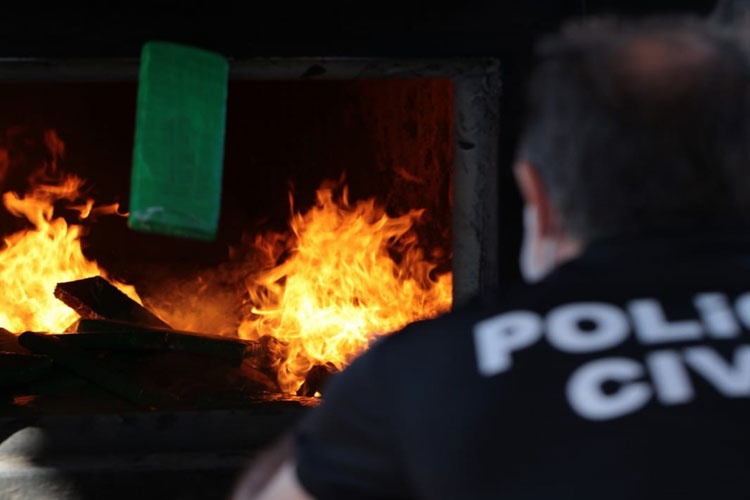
left=238, top=182, right=452, bottom=393
left=0, top=129, right=451, bottom=396
left=0, top=130, right=139, bottom=333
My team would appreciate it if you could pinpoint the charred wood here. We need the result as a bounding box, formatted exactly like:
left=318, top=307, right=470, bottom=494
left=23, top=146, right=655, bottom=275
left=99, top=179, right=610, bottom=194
left=54, top=277, right=170, bottom=329
left=297, top=363, right=338, bottom=397
left=110, top=351, right=281, bottom=404
left=0, top=351, right=53, bottom=387
left=0, top=328, right=31, bottom=355
left=18, top=331, right=180, bottom=410
left=73, top=319, right=266, bottom=363
left=54, top=330, right=168, bottom=351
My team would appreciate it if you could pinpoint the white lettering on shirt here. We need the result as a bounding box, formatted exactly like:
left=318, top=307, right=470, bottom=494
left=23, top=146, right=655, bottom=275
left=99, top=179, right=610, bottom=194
left=566, top=357, right=652, bottom=421
left=546, top=302, right=630, bottom=353
left=645, top=350, right=694, bottom=405
left=694, top=293, right=740, bottom=339
left=473, top=311, right=542, bottom=376
left=733, top=292, right=750, bottom=330
left=629, top=299, right=703, bottom=344
left=684, top=345, right=750, bottom=397
left=473, top=292, right=750, bottom=421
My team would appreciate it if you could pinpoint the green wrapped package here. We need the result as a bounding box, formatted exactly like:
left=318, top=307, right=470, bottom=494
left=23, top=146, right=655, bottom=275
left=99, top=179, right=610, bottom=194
left=129, top=41, right=229, bottom=241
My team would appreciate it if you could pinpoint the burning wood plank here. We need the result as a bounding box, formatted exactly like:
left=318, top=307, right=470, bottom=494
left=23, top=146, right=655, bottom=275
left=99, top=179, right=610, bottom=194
left=54, top=277, right=170, bottom=329
left=53, top=330, right=168, bottom=352
left=18, top=331, right=181, bottom=410
left=71, top=318, right=266, bottom=363
left=0, top=351, right=53, bottom=388
left=0, top=328, right=31, bottom=355
left=296, top=363, right=338, bottom=397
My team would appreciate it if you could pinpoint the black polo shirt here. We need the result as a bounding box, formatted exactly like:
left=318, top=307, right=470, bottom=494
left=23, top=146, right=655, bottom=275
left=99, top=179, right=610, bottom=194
left=295, top=230, right=750, bottom=499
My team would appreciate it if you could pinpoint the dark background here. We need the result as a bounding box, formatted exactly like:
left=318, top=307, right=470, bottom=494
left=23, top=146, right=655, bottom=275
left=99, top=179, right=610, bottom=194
left=0, top=0, right=720, bottom=290
left=0, top=2, right=718, bottom=59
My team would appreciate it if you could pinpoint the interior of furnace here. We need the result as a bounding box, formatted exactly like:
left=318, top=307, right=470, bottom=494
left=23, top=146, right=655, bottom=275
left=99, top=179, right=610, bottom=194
left=0, top=77, right=455, bottom=411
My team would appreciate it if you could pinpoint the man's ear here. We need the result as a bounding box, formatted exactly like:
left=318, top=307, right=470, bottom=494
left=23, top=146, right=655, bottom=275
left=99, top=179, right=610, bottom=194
left=514, top=161, right=557, bottom=238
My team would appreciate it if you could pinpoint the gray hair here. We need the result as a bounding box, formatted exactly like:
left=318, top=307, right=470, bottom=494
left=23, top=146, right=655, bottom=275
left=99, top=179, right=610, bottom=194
left=518, top=17, right=750, bottom=243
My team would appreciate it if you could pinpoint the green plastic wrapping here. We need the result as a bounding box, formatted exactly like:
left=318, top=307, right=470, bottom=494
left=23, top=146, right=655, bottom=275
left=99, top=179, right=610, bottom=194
left=129, top=41, right=228, bottom=241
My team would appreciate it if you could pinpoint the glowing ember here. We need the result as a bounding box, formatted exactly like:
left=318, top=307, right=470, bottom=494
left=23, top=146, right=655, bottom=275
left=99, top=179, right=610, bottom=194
left=238, top=182, right=452, bottom=393
left=0, top=131, right=139, bottom=334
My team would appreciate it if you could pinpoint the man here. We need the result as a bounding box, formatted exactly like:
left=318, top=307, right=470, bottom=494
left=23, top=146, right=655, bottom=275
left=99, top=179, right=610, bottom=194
left=235, top=17, right=750, bottom=499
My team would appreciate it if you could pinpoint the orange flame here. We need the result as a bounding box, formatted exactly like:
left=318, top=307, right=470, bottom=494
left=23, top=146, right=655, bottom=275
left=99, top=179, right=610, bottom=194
left=0, top=129, right=451, bottom=396
left=0, top=132, right=139, bottom=334
left=238, top=182, right=452, bottom=393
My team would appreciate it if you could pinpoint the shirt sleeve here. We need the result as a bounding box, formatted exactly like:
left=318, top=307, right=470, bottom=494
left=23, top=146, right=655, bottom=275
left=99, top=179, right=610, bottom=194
left=294, top=339, right=409, bottom=499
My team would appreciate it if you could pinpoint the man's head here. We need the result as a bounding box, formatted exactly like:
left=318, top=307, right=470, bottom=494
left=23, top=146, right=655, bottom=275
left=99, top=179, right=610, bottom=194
left=516, top=17, right=750, bottom=281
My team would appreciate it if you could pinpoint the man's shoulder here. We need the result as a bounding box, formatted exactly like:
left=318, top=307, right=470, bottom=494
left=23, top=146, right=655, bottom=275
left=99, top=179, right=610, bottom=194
left=347, top=231, right=750, bottom=396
